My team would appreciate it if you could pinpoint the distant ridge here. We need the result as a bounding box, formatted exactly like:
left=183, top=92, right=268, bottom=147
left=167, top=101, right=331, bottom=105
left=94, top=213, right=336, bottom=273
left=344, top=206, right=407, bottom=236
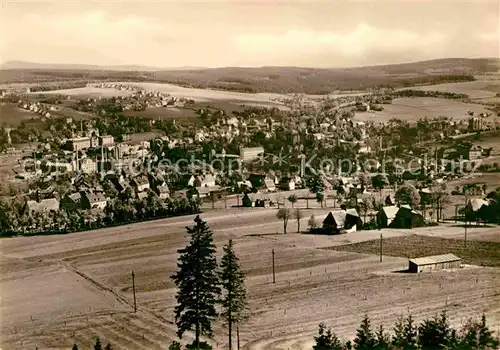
left=0, top=60, right=205, bottom=71
left=1, top=58, right=498, bottom=93
left=1, top=58, right=498, bottom=73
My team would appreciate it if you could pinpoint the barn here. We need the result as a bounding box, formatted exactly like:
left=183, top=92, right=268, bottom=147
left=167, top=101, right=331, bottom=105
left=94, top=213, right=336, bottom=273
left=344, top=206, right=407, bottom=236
left=408, top=254, right=461, bottom=273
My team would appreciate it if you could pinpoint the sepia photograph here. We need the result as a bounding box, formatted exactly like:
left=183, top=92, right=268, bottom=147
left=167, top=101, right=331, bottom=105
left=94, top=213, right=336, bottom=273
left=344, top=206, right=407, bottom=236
left=0, top=1, right=499, bottom=349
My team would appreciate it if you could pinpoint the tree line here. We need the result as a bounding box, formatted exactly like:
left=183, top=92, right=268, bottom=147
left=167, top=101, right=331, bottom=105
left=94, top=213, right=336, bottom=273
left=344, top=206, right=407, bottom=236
left=313, top=312, right=498, bottom=350
left=0, top=194, right=201, bottom=237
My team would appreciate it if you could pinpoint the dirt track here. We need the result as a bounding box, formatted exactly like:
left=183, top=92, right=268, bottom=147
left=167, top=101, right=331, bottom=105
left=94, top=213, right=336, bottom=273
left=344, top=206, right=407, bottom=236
left=1, top=209, right=499, bottom=349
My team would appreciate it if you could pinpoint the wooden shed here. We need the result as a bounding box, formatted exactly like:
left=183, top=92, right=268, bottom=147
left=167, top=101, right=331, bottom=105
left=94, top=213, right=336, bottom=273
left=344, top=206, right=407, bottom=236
left=408, top=254, right=461, bottom=273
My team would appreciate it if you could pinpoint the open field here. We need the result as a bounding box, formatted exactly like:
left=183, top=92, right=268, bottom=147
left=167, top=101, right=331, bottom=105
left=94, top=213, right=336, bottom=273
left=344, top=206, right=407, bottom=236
left=1, top=209, right=499, bottom=350
left=354, top=97, right=494, bottom=123
left=123, top=107, right=199, bottom=121
left=31, top=87, right=133, bottom=98
left=471, top=131, right=500, bottom=155
left=0, top=103, right=40, bottom=126
left=406, top=78, right=500, bottom=100
left=447, top=173, right=500, bottom=193
left=108, top=81, right=290, bottom=106
left=327, top=234, right=500, bottom=267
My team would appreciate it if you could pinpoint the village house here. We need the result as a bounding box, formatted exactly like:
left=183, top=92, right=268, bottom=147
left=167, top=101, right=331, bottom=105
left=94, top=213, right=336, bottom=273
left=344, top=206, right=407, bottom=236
left=24, top=198, right=60, bottom=215
left=279, top=177, right=296, bottom=191
left=263, top=178, right=276, bottom=192
left=468, top=145, right=483, bottom=160
left=236, top=180, right=253, bottom=193
left=322, top=209, right=361, bottom=234
left=68, top=137, right=91, bottom=151
left=137, top=191, right=149, bottom=201
left=131, top=175, right=150, bottom=193
left=156, top=184, right=170, bottom=199
left=99, top=135, right=115, bottom=147
left=195, top=174, right=216, bottom=188
left=468, top=198, right=489, bottom=212
left=60, top=192, right=82, bottom=211
left=81, top=191, right=107, bottom=210
left=389, top=205, right=424, bottom=229
left=240, top=147, right=264, bottom=163
left=376, top=206, right=399, bottom=228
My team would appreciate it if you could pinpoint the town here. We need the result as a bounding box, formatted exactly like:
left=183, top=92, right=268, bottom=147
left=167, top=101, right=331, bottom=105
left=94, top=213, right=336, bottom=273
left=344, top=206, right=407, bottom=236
left=1, top=2, right=500, bottom=348
left=0, top=81, right=499, bottom=236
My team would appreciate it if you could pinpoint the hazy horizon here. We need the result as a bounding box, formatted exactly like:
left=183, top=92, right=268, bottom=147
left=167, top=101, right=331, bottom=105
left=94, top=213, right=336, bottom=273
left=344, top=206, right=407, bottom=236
left=1, top=1, right=498, bottom=69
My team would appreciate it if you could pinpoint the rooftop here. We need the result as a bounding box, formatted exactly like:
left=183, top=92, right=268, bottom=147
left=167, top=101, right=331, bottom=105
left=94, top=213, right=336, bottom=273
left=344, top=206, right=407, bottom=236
left=409, top=254, right=461, bottom=266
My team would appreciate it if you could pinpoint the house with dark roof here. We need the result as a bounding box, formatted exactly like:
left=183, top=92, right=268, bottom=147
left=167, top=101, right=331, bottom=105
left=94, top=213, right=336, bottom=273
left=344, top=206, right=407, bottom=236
left=279, top=177, right=296, bottom=191
left=376, top=206, right=399, bottom=228
left=322, top=209, right=361, bottom=234
left=389, top=205, right=424, bottom=228
left=241, top=193, right=253, bottom=207
left=81, top=191, right=107, bottom=210
left=60, top=192, right=82, bottom=211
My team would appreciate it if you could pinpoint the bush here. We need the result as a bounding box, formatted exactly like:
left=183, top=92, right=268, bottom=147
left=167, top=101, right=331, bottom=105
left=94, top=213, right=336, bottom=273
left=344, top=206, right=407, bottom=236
left=186, top=341, right=212, bottom=350
left=423, top=221, right=439, bottom=227
left=359, top=220, right=378, bottom=230
left=169, top=341, right=182, bottom=350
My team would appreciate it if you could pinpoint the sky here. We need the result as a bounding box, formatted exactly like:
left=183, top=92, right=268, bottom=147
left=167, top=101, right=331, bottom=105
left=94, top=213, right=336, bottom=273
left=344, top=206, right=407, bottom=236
left=0, top=1, right=498, bottom=68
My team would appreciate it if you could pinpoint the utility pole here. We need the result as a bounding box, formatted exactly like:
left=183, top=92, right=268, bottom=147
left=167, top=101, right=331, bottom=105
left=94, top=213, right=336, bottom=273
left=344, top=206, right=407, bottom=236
left=464, top=190, right=468, bottom=247
left=464, top=219, right=468, bottom=247
left=272, top=249, right=276, bottom=283
left=380, top=233, right=383, bottom=262
left=132, top=270, right=137, bottom=313
left=224, top=187, right=227, bottom=209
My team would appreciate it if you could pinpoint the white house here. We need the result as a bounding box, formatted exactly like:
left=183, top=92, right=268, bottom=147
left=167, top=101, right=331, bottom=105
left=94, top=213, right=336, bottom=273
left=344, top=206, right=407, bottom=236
left=240, top=147, right=264, bottom=163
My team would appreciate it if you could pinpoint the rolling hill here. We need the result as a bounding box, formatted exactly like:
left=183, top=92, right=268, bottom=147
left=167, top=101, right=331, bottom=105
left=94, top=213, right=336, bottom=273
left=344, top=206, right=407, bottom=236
left=1, top=58, right=498, bottom=94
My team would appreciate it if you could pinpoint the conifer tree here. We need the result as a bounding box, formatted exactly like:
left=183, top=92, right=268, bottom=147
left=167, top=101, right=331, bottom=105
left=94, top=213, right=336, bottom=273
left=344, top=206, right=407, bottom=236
left=72, top=344, right=78, bottom=350
left=313, top=323, right=343, bottom=350
left=168, top=341, right=182, bottom=350
left=374, top=324, right=390, bottom=350
left=93, top=338, right=102, bottom=350
left=354, top=315, right=376, bottom=350
left=104, top=344, right=112, bottom=350
left=171, top=215, right=221, bottom=348
left=478, top=314, right=499, bottom=348
left=402, top=315, right=418, bottom=349
left=418, top=310, right=452, bottom=350
left=220, top=239, right=248, bottom=350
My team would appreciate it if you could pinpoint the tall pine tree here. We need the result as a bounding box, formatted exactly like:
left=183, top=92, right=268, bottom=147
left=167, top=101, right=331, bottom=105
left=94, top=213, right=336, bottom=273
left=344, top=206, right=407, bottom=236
left=354, top=315, right=376, bottom=350
left=171, top=215, right=221, bottom=348
left=220, top=239, right=248, bottom=350
left=313, top=323, right=343, bottom=350
left=93, top=338, right=102, bottom=350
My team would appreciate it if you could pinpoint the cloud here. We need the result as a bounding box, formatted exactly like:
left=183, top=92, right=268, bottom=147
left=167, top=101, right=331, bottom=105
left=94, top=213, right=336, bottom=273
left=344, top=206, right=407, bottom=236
left=230, top=24, right=448, bottom=64
left=1, top=7, right=496, bottom=68
left=2, top=11, right=173, bottom=64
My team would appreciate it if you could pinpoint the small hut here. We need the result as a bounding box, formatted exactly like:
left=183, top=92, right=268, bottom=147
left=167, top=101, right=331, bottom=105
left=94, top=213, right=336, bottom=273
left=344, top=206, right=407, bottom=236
left=409, top=254, right=461, bottom=273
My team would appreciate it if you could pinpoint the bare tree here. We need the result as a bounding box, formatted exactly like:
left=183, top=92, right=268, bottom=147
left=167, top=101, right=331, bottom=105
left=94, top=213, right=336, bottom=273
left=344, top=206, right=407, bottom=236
left=294, top=208, right=304, bottom=233
left=276, top=208, right=291, bottom=234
